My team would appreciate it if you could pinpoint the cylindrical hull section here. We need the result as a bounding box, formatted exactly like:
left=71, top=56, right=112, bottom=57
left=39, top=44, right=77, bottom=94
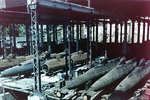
left=45, top=53, right=87, bottom=72
left=88, top=58, right=137, bottom=92
left=63, top=57, right=120, bottom=89
left=115, top=60, right=150, bottom=93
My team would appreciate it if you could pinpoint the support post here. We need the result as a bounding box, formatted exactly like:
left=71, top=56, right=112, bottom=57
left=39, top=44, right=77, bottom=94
left=103, top=21, right=107, bottom=56
left=120, top=23, right=123, bottom=43
left=9, top=25, right=13, bottom=54
left=93, top=25, right=95, bottom=41
left=13, top=24, right=16, bottom=52
left=63, top=22, right=68, bottom=78
left=124, top=21, right=127, bottom=42
left=89, top=19, right=92, bottom=68
left=138, top=21, right=141, bottom=43
left=63, top=24, right=67, bottom=50
left=132, top=21, right=135, bottom=43
left=86, top=21, right=90, bottom=63
left=53, top=25, right=55, bottom=43
left=76, top=23, right=79, bottom=52
left=110, top=23, right=112, bottom=43
left=2, top=25, right=7, bottom=59
left=80, top=24, right=82, bottom=39
left=72, top=24, right=74, bottom=42
left=96, top=22, right=98, bottom=50
left=46, top=24, right=51, bottom=52
left=41, top=24, right=43, bottom=48
left=147, top=22, right=149, bottom=41
left=85, top=16, right=92, bottom=90
left=68, top=24, right=72, bottom=80
left=29, top=3, right=41, bottom=92
left=143, top=22, right=145, bottom=43
left=55, top=25, right=57, bottom=43
left=9, top=35, right=13, bottom=54
left=115, top=23, right=118, bottom=43
left=123, top=20, right=128, bottom=56
left=64, top=10, right=72, bottom=80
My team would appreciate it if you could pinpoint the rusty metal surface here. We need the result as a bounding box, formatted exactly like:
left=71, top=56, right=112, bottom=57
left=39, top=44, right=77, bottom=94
left=114, top=59, right=150, bottom=93
left=45, top=52, right=87, bottom=72
left=88, top=58, right=137, bottom=92
left=0, top=56, right=26, bottom=71
left=62, top=57, right=120, bottom=89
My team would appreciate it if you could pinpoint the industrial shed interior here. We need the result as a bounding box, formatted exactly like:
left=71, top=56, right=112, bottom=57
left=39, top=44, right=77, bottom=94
left=0, top=0, right=150, bottom=100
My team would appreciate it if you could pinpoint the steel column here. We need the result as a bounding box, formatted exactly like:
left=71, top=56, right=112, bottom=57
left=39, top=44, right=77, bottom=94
left=124, top=21, right=127, bottom=42
left=2, top=25, right=7, bottom=59
left=68, top=24, right=72, bottom=80
left=41, top=24, right=43, bottom=47
left=93, top=25, right=95, bottom=41
left=96, top=22, right=98, bottom=50
left=80, top=24, right=82, bottom=39
left=9, top=25, right=13, bottom=54
left=63, top=24, right=67, bottom=50
left=9, top=34, right=13, bottom=54
left=115, top=23, right=118, bottom=43
left=147, top=22, right=149, bottom=40
left=86, top=21, right=90, bottom=63
left=63, top=22, right=68, bottom=78
left=120, top=23, right=123, bottom=43
left=13, top=24, right=16, bottom=51
left=103, top=21, right=107, bottom=56
left=46, top=24, right=51, bottom=52
left=53, top=25, right=55, bottom=42
left=85, top=16, right=92, bottom=90
left=64, top=11, right=71, bottom=79
left=29, top=3, right=41, bottom=92
left=55, top=25, right=57, bottom=43
left=89, top=18, right=92, bottom=68
left=137, top=21, right=141, bottom=43
left=110, top=23, right=112, bottom=43
left=132, top=21, right=135, bottom=43
left=76, top=23, right=79, bottom=52
left=143, top=22, right=145, bottom=42
left=123, top=21, right=127, bottom=56
left=72, top=24, right=74, bottom=42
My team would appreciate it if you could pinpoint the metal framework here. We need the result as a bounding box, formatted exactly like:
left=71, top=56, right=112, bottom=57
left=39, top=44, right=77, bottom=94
left=29, top=1, right=41, bottom=92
